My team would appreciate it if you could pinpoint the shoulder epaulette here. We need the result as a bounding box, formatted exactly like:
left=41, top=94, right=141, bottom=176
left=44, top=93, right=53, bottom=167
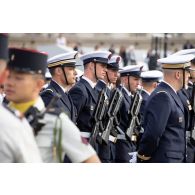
left=40, top=88, right=54, bottom=95
left=44, top=88, right=54, bottom=93
left=157, top=90, right=168, bottom=94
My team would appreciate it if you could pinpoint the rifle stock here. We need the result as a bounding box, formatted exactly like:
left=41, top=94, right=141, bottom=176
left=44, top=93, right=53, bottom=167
left=89, top=88, right=108, bottom=147
left=125, top=88, right=143, bottom=141
left=101, top=88, right=123, bottom=144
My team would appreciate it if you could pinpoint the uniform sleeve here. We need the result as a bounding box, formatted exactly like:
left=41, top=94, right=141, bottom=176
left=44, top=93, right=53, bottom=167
left=0, top=116, right=42, bottom=163
left=69, top=86, right=86, bottom=115
left=138, top=92, right=171, bottom=156
left=58, top=113, right=96, bottom=163
left=0, top=132, right=17, bottom=162
left=140, top=99, right=146, bottom=124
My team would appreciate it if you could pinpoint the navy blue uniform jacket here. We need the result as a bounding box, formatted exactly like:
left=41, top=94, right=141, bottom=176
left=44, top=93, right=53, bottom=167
left=140, top=90, right=150, bottom=124
left=69, top=78, right=98, bottom=133
left=40, top=80, right=77, bottom=123
left=138, top=82, right=186, bottom=163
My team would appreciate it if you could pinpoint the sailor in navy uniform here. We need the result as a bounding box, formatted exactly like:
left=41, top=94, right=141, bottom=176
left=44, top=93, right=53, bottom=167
left=95, top=55, right=121, bottom=162
left=186, top=61, right=195, bottom=162
left=69, top=51, right=112, bottom=153
left=5, top=48, right=100, bottom=163
left=138, top=54, right=195, bottom=163
left=40, top=51, right=80, bottom=123
left=140, top=70, right=163, bottom=123
left=172, top=49, right=195, bottom=162
left=0, top=34, right=42, bottom=163
left=115, top=65, right=143, bottom=163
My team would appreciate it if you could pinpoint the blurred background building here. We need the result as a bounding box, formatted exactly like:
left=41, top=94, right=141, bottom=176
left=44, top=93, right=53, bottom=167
left=8, top=33, right=195, bottom=71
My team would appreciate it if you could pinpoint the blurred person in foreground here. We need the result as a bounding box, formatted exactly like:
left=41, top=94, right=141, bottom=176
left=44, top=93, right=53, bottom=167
left=4, top=47, right=100, bottom=163
left=0, top=34, right=42, bottom=163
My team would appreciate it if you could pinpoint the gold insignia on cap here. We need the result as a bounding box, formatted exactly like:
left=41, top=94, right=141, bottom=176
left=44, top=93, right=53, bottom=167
left=162, top=62, right=190, bottom=69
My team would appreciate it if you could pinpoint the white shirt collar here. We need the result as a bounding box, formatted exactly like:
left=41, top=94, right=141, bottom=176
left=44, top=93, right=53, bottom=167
left=52, top=79, right=67, bottom=93
left=162, top=81, right=177, bottom=93
left=142, top=88, right=150, bottom=95
left=82, top=76, right=96, bottom=89
left=99, top=79, right=106, bottom=84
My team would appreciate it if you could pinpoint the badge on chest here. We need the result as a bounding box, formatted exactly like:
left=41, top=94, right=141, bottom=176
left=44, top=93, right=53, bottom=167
left=178, top=117, right=183, bottom=123
left=90, top=105, right=94, bottom=111
left=187, top=100, right=192, bottom=111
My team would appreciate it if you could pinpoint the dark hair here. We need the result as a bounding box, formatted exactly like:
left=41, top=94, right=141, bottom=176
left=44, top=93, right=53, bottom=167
left=48, top=67, right=56, bottom=76
left=191, top=58, right=195, bottom=65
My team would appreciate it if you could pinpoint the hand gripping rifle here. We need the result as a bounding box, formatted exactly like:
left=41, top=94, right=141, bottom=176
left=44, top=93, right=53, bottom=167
left=126, top=88, right=143, bottom=142
left=101, top=88, right=123, bottom=145
left=89, top=88, right=108, bottom=147
left=24, top=94, right=60, bottom=136
left=190, top=82, right=195, bottom=145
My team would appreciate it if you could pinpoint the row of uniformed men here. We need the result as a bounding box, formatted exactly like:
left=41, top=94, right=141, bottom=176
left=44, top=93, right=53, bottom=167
left=39, top=48, right=164, bottom=163
left=41, top=47, right=195, bottom=163
left=1, top=33, right=195, bottom=163
left=38, top=43, right=195, bottom=163
left=0, top=33, right=159, bottom=163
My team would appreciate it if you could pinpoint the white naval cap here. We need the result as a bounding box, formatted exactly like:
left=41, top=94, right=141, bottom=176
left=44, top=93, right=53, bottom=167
left=119, top=64, right=143, bottom=77
left=157, top=54, right=195, bottom=69
left=172, top=49, right=195, bottom=56
left=80, top=50, right=112, bottom=66
left=141, top=70, right=163, bottom=82
left=107, top=55, right=122, bottom=70
left=47, top=51, right=81, bottom=68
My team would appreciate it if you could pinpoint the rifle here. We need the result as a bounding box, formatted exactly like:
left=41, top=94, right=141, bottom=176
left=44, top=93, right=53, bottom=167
left=190, top=82, right=195, bottom=145
left=24, top=94, right=60, bottom=135
left=89, top=88, right=108, bottom=147
left=126, top=88, right=143, bottom=142
left=101, top=88, right=123, bottom=144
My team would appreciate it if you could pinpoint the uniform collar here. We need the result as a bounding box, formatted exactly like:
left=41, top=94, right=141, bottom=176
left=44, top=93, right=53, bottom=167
left=82, top=76, right=96, bottom=89
left=123, top=86, right=132, bottom=97
left=161, top=80, right=177, bottom=94
left=9, top=99, right=37, bottom=114
left=52, top=79, right=68, bottom=93
left=142, top=88, right=150, bottom=95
